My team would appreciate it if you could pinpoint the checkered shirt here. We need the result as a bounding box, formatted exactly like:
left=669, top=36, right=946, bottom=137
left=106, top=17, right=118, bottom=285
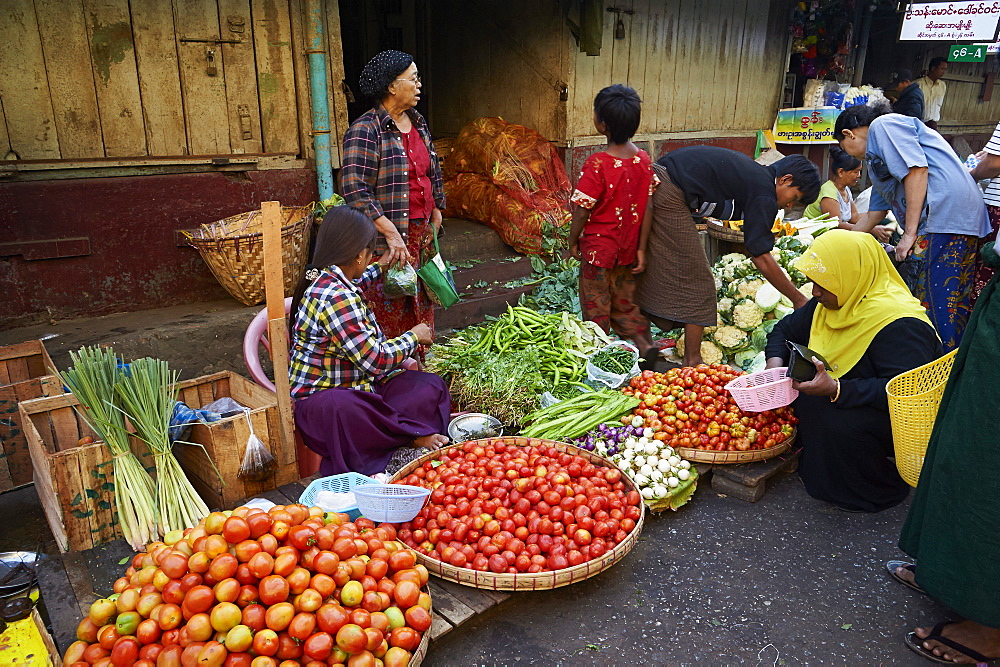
left=288, top=264, right=418, bottom=397
left=341, top=105, right=446, bottom=251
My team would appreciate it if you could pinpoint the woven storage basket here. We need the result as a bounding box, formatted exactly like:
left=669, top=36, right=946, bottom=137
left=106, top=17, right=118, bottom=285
left=706, top=219, right=745, bottom=243
left=185, top=206, right=314, bottom=306
left=677, top=431, right=795, bottom=464
left=886, top=348, right=958, bottom=487
left=389, top=436, right=644, bottom=591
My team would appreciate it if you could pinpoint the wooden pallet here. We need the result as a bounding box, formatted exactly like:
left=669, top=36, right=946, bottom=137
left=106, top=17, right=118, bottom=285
left=35, top=473, right=509, bottom=656
left=708, top=449, right=800, bottom=502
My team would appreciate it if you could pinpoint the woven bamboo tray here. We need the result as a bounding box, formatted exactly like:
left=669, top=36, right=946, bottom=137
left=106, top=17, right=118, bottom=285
left=389, top=436, right=644, bottom=591
left=705, top=219, right=745, bottom=243
left=410, top=624, right=430, bottom=666
left=184, top=206, right=314, bottom=306
left=676, top=430, right=795, bottom=464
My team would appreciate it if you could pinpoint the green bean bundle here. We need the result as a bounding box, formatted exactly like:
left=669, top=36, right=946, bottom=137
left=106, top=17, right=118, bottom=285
left=520, top=390, right=641, bottom=442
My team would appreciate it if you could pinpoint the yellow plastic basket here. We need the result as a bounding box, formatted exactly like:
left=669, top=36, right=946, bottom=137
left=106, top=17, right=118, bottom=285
left=886, top=348, right=958, bottom=487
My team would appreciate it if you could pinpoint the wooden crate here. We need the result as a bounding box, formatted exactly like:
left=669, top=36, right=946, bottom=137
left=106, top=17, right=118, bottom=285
left=0, top=340, right=62, bottom=492
left=20, top=392, right=154, bottom=552
left=174, top=371, right=298, bottom=509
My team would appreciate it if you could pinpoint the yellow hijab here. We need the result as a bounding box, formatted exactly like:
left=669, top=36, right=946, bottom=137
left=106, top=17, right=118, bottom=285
left=792, top=229, right=933, bottom=379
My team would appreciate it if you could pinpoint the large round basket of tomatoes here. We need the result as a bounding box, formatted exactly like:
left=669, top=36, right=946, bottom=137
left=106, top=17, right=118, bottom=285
left=622, top=365, right=798, bottom=464
left=62, top=504, right=432, bottom=667
left=389, top=437, right=644, bottom=591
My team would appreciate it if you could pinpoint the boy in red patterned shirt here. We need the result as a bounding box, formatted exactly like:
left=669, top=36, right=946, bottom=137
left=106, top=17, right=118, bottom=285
left=569, top=84, right=657, bottom=363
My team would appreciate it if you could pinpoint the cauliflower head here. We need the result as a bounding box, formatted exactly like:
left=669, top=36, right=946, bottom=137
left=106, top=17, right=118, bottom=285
left=703, top=313, right=725, bottom=336
left=700, top=340, right=724, bottom=365
left=712, top=325, right=749, bottom=352
left=717, top=297, right=735, bottom=317
left=720, top=253, right=746, bottom=265
left=732, top=299, right=765, bottom=331
left=734, top=278, right=765, bottom=300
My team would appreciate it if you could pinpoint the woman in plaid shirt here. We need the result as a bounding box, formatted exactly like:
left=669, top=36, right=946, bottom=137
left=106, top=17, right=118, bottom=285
left=341, top=49, right=445, bottom=347
left=289, top=207, right=450, bottom=477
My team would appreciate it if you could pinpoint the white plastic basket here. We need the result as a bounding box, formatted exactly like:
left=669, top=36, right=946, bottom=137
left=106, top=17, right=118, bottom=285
left=353, top=484, right=430, bottom=523
left=299, top=473, right=378, bottom=519
left=725, top=367, right=798, bottom=412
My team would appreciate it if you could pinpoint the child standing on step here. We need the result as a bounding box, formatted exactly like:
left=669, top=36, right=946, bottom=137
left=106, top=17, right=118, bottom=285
left=569, top=84, right=657, bottom=364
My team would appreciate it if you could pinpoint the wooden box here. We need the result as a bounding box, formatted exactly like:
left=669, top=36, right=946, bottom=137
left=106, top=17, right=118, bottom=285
left=174, top=371, right=298, bottom=509
left=0, top=340, right=62, bottom=492
left=20, top=392, right=154, bottom=552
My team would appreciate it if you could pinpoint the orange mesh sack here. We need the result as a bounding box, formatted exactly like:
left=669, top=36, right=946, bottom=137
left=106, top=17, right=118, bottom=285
left=443, top=117, right=571, bottom=254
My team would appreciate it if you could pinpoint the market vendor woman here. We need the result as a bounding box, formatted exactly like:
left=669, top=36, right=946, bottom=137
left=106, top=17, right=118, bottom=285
left=289, top=207, right=450, bottom=477
left=765, top=230, right=941, bottom=512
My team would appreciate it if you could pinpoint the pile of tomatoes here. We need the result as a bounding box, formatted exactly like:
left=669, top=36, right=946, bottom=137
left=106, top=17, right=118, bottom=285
left=63, top=504, right=429, bottom=667
left=393, top=439, right=643, bottom=573
left=621, top=365, right=797, bottom=452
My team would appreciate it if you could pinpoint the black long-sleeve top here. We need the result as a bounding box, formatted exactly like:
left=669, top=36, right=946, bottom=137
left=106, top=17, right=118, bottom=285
left=765, top=300, right=942, bottom=410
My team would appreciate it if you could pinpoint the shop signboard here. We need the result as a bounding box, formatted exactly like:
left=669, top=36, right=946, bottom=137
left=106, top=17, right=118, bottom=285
left=949, top=43, right=989, bottom=60
left=773, top=107, right=841, bottom=144
left=899, top=1, right=1000, bottom=42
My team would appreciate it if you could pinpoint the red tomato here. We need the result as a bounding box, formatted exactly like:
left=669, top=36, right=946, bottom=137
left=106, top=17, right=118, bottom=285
left=258, top=575, right=289, bottom=606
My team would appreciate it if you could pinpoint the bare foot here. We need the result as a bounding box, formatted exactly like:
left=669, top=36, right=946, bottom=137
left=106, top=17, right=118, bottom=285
left=414, top=434, right=448, bottom=451
left=914, top=620, right=1000, bottom=663
left=895, top=565, right=918, bottom=588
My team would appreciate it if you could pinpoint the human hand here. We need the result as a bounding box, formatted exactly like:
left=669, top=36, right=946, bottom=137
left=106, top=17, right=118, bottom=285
left=386, top=232, right=411, bottom=267
left=791, top=357, right=838, bottom=397
left=632, top=250, right=646, bottom=274
left=871, top=225, right=892, bottom=243
left=895, top=233, right=917, bottom=262
left=410, top=322, right=433, bottom=345
left=569, top=241, right=581, bottom=260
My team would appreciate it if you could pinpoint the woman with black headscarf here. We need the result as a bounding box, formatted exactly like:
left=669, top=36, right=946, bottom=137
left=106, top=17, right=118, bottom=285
left=341, top=50, right=445, bottom=342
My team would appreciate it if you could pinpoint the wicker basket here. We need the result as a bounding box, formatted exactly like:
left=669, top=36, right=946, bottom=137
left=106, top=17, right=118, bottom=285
left=677, top=430, right=796, bottom=464
left=410, top=620, right=430, bottom=666
left=886, top=349, right=958, bottom=487
left=389, top=437, right=644, bottom=591
left=705, top=219, right=745, bottom=243
left=185, top=206, right=314, bottom=306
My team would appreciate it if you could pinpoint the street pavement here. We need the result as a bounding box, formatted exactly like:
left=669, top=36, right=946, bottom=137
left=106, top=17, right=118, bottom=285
left=426, top=470, right=940, bottom=665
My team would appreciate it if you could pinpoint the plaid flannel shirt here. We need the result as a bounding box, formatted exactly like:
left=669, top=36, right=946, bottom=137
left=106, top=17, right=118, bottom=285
left=341, top=106, right=446, bottom=251
left=288, top=264, right=418, bottom=398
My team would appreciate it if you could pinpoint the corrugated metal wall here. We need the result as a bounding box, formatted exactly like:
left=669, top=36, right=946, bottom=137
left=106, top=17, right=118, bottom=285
left=567, top=0, right=792, bottom=143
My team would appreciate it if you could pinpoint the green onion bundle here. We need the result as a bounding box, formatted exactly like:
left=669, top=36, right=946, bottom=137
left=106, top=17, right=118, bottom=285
left=114, top=358, right=209, bottom=534
left=59, top=347, right=157, bottom=551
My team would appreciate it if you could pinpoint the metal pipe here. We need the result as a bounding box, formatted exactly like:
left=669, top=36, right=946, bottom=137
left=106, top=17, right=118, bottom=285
left=306, top=0, right=334, bottom=201
left=852, top=2, right=876, bottom=86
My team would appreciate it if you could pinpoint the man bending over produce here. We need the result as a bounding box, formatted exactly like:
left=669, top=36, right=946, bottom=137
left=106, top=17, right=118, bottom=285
left=642, top=147, right=821, bottom=318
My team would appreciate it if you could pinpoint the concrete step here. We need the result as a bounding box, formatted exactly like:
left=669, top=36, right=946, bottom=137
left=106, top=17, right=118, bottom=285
left=450, top=255, right=532, bottom=292
left=438, top=217, right=516, bottom=261
left=435, top=283, right=535, bottom=332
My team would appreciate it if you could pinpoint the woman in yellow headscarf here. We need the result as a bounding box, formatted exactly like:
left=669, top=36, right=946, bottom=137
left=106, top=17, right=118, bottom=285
left=765, top=230, right=942, bottom=512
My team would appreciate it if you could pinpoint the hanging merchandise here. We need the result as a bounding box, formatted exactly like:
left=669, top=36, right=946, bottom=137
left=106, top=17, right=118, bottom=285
left=788, top=0, right=856, bottom=81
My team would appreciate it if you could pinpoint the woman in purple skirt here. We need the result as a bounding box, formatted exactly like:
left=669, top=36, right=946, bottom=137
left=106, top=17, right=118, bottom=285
left=288, top=207, right=450, bottom=477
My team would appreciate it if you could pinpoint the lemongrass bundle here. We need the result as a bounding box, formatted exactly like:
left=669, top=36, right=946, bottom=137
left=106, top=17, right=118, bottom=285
left=114, top=358, right=209, bottom=533
left=58, top=347, right=157, bottom=551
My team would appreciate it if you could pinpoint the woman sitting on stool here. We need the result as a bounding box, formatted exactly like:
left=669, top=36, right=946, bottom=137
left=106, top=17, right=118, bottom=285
left=289, top=206, right=450, bottom=477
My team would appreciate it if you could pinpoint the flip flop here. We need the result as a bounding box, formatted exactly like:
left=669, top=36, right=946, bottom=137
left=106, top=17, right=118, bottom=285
left=904, top=621, right=1000, bottom=664
left=886, top=560, right=925, bottom=594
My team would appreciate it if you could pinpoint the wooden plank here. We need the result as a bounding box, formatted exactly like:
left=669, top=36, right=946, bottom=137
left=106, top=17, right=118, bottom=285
left=62, top=551, right=100, bottom=615
left=83, top=0, right=148, bottom=157
left=278, top=479, right=308, bottom=503
left=0, top=0, right=59, bottom=159
left=219, top=0, right=263, bottom=154
left=609, top=8, right=633, bottom=87
left=432, top=578, right=500, bottom=614
left=424, top=579, right=475, bottom=626
left=130, top=0, right=188, bottom=155
left=643, top=0, right=671, bottom=135
left=0, top=97, right=10, bottom=159
left=34, top=0, right=105, bottom=158
left=324, top=0, right=348, bottom=167
left=287, top=0, right=311, bottom=161
left=50, top=407, right=82, bottom=452
left=0, top=361, right=10, bottom=385
left=719, top=0, right=748, bottom=131
left=0, top=340, right=44, bottom=363
left=35, top=548, right=81, bottom=654
left=5, top=357, right=30, bottom=384
left=173, top=0, right=230, bottom=154
left=251, top=0, right=301, bottom=153
left=428, top=612, right=454, bottom=641
left=84, top=440, right=117, bottom=546
left=262, top=201, right=296, bottom=468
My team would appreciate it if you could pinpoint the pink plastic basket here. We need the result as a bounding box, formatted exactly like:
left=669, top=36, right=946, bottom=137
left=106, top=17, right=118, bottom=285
left=725, top=367, right=798, bottom=412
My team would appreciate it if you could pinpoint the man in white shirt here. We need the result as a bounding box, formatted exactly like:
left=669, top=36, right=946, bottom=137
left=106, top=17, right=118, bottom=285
left=916, top=57, right=948, bottom=130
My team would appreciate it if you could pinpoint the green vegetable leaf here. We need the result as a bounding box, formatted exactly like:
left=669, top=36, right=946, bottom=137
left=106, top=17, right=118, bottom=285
left=118, top=556, right=130, bottom=565
left=841, top=624, right=853, bottom=630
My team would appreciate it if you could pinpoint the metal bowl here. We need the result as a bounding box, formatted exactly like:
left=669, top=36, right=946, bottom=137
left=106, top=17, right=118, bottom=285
left=0, top=552, right=37, bottom=599
left=447, top=413, right=503, bottom=443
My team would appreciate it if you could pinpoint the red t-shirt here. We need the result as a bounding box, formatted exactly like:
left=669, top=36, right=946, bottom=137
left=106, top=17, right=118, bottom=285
left=570, top=150, right=658, bottom=268
left=402, top=127, right=434, bottom=220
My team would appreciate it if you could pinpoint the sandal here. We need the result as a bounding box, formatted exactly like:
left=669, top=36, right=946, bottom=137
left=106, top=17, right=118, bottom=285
left=905, top=621, right=1000, bottom=664
left=886, top=560, right=925, bottom=594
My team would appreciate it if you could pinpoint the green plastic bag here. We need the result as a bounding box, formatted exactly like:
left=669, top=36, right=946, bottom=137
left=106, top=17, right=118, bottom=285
left=417, top=226, right=460, bottom=309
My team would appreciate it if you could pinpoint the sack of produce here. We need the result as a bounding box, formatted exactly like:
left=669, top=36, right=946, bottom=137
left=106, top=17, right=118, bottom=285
left=586, top=342, right=640, bottom=390
left=384, top=263, right=419, bottom=298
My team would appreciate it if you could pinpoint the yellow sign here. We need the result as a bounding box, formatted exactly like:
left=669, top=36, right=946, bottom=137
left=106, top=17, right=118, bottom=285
left=773, top=107, right=842, bottom=144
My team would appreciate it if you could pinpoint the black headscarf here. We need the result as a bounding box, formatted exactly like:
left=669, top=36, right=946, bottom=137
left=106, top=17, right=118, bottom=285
left=358, top=50, right=414, bottom=102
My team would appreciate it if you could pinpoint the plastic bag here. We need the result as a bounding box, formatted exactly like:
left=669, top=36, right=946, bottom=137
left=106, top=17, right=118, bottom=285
left=168, top=401, right=223, bottom=443
left=586, top=341, right=640, bottom=390
left=384, top=264, right=419, bottom=298
left=238, top=409, right=278, bottom=481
